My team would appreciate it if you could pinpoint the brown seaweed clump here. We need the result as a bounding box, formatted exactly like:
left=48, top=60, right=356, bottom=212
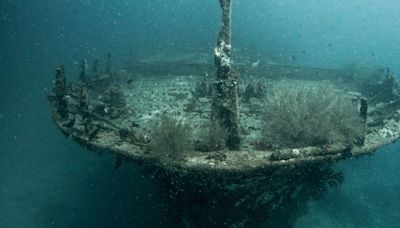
left=263, top=80, right=364, bottom=149
left=150, top=114, right=192, bottom=160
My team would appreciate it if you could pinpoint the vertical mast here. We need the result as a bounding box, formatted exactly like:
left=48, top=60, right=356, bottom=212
left=212, top=0, right=240, bottom=150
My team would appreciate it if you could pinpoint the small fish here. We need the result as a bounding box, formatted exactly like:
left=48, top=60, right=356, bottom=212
left=251, top=60, right=260, bottom=67
left=127, top=78, right=133, bottom=84
left=291, top=55, right=296, bottom=62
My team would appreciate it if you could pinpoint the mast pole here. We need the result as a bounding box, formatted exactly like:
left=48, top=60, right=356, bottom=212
left=212, top=0, right=240, bottom=150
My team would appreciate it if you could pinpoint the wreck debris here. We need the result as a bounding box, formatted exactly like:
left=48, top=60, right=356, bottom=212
left=93, top=86, right=126, bottom=119
left=79, top=87, right=91, bottom=136
left=104, top=86, right=126, bottom=108
left=211, top=0, right=240, bottom=150
left=360, top=98, right=368, bottom=125
left=52, top=65, right=68, bottom=119
left=270, top=143, right=351, bottom=161
left=381, top=68, right=400, bottom=101
left=368, top=68, right=398, bottom=103
left=357, top=97, right=368, bottom=145
left=78, top=59, right=88, bottom=83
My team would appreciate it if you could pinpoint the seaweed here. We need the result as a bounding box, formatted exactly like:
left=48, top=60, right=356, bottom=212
left=263, top=80, right=364, bottom=149
left=150, top=114, right=192, bottom=159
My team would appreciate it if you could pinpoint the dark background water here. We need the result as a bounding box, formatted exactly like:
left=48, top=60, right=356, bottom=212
left=1, top=0, right=400, bottom=227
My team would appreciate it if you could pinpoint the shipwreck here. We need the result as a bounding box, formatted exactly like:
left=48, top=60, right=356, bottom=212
left=49, top=0, right=400, bottom=226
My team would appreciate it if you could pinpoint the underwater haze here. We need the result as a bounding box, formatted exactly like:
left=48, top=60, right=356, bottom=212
left=1, top=0, right=400, bottom=227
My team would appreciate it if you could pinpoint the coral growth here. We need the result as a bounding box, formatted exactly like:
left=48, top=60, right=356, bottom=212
left=150, top=114, right=192, bottom=159
left=263, top=80, right=364, bottom=149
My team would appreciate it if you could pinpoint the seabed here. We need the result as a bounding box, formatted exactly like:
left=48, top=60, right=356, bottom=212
left=48, top=1, right=400, bottom=227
